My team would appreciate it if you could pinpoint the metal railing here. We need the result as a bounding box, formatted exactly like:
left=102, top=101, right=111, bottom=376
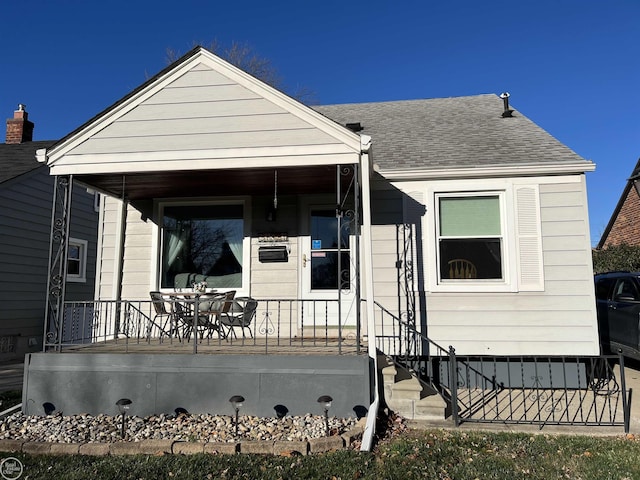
left=44, top=298, right=364, bottom=355
left=373, top=301, right=632, bottom=431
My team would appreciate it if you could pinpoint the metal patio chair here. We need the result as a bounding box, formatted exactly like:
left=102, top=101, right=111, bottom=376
left=219, top=296, right=258, bottom=340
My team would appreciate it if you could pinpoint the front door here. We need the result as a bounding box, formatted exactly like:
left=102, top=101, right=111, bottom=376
left=300, top=205, right=357, bottom=331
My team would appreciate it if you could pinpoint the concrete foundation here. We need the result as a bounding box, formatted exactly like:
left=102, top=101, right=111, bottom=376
left=22, top=353, right=372, bottom=418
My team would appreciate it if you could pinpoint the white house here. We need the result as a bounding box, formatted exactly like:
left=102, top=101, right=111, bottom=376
left=22, top=47, right=599, bottom=439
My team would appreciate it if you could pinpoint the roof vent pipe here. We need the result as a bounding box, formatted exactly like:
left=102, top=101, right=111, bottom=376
left=499, top=92, right=513, bottom=118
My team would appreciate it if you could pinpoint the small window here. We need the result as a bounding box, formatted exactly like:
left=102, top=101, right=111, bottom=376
left=310, top=209, right=351, bottom=290
left=67, top=238, right=88, bottom=282
left=437, top=193, right=503, bottom=282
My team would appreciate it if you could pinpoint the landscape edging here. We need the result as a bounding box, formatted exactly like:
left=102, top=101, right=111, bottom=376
left=0, top=425, right=363, bottom=456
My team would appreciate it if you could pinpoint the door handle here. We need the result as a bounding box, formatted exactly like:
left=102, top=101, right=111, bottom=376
left=303, top=254, right=307, bottom=267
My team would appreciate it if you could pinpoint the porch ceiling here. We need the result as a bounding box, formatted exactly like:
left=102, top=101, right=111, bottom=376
left=75, top=165, right=347, bottom=200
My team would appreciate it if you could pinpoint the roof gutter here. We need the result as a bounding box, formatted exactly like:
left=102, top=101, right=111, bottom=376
left=378, top=161, right=596, bottom=181
left=357, top=134, right=379, bottom=452
left=36, top=148, right=48, bottom=163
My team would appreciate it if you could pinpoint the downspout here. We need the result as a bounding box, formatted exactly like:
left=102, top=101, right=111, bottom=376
left=358, top=135, right=379, bottom=452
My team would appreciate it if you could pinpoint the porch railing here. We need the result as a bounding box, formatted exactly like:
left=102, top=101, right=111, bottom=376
left=373, top=301, right=632, bottom=431
left=45, top=298, right=364, bottom=355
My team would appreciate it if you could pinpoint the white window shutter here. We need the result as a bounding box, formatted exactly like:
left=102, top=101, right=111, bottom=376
left=515, top=186, right=544, bottom=291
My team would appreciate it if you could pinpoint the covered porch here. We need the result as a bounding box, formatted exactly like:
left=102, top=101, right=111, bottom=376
left=27, top=47, right=382, bottom=430
left=32, top=159, right=377, bottom=418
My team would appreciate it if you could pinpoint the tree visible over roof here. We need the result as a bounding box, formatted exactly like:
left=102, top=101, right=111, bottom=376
left=165, top=40, right=316, bottom=104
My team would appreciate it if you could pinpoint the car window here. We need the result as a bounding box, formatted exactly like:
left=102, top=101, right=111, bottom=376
left=613, top=278, right=640, bottom=301
left=596, top=277, right=615, bottom=300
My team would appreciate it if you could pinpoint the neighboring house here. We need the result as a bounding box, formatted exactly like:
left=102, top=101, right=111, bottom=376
left=597, top=157, right=640, bottom=248
left=23, top=47, right=599, bottom=432
left=0, top=106, right=99, bottom=362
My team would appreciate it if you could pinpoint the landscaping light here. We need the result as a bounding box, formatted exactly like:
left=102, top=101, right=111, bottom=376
left=116, top=398, right=132, bottom=439
left=229, top=395, right=245, bottom=437
left=274, top=404, right=289, bottom=419
left=317, top=395, right=333, bottom=436
left=43, top=402, right=56, bottom=416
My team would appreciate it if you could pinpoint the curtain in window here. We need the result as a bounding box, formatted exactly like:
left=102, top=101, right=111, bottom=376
left=226, top=220, right=243, bottom=266
left=166, top=223, right=187, bottom=270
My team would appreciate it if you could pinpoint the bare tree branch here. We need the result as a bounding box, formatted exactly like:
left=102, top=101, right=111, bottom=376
left=164, top=40, right=314, bottom=103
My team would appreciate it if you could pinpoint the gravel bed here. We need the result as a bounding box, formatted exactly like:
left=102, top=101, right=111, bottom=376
left=0, top=412, right=358, bottom=444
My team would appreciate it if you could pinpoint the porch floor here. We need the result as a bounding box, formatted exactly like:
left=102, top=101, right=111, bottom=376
left=53, top=336, right=367, bottom=356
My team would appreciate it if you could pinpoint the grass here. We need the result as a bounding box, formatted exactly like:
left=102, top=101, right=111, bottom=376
left=3, top=428, right=640, bottom=480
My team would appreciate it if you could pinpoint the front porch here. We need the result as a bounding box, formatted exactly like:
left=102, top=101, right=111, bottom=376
left=48, top=298, right=367, bottom=356
left=25, top=298, right=372, bottom=419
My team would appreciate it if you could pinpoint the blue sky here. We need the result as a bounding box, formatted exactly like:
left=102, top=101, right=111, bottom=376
left=2, top=0, right=638, bottom=245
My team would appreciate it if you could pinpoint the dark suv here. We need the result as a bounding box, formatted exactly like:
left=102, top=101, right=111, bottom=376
left=595, top=271, right=640, bottom=360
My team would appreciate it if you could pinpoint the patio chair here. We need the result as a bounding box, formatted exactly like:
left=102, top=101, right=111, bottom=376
left=219, top=297, right=258, bottom=340
left=200, top=291, right=237, bottom=339
left=149, top=291, right=175, bottom=338
left=447, top=259, right=477, bottom=279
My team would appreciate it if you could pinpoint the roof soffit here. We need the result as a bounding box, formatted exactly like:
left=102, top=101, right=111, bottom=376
left=45, top=48, right=361, bottom=168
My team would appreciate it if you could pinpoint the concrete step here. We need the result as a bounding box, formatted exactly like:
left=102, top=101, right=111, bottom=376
left=378, top=356, right=448, bottom=421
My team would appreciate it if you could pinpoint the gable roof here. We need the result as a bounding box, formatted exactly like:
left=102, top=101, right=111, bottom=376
left=37, top=46, right=593, bottom=181
left=42, top=47, right=361, bottom=175
left=314, top=95, right=593, bottom=176
left=0, top=140, right=55, bottom=185
left=597, top=157, right=640, bottom=248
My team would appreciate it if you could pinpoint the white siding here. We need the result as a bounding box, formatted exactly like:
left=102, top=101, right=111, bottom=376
left=370, top=175, right=599, bottom=356
left=49, top=61, right=360, bottom=174
left=96, top=197, right=119, bottom=300
left=247, top=196, right=299, bottom=299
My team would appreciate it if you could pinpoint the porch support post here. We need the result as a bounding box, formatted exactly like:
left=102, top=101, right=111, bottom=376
left=353, top=163, right=361, bottom=354
left=113, top=194, right=128, bottom=339
left=336, top=165, right=343, bottom=355
left=43, top=174, right=73, bottom=351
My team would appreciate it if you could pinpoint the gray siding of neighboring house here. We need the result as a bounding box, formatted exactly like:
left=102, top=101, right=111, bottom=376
left=0, top=167, right=98, bottom=360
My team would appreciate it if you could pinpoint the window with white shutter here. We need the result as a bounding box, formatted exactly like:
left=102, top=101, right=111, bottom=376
left=515, top=185, right=544, bottom=291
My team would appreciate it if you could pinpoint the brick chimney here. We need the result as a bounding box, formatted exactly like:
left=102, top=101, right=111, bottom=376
left=5, top=104, right=34, bottom=144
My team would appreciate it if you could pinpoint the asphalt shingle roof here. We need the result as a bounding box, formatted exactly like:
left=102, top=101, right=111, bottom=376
left=0, top=140, right=55, bottom=185
left=314, top=94, right=590, bottom=172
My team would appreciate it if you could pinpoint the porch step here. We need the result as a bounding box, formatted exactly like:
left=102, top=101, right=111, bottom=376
left=378, top=355, right=447, bottom=421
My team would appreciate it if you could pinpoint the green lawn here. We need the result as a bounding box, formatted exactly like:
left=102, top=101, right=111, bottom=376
left=4, top=428, right=639, bottom=480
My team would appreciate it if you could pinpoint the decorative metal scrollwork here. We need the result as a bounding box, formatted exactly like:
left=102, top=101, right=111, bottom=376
left=528, top=376, right=548, bottom=401
left=258, top=311, right=275, bottom=336
left=44, top=174, right=72, bottom=350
